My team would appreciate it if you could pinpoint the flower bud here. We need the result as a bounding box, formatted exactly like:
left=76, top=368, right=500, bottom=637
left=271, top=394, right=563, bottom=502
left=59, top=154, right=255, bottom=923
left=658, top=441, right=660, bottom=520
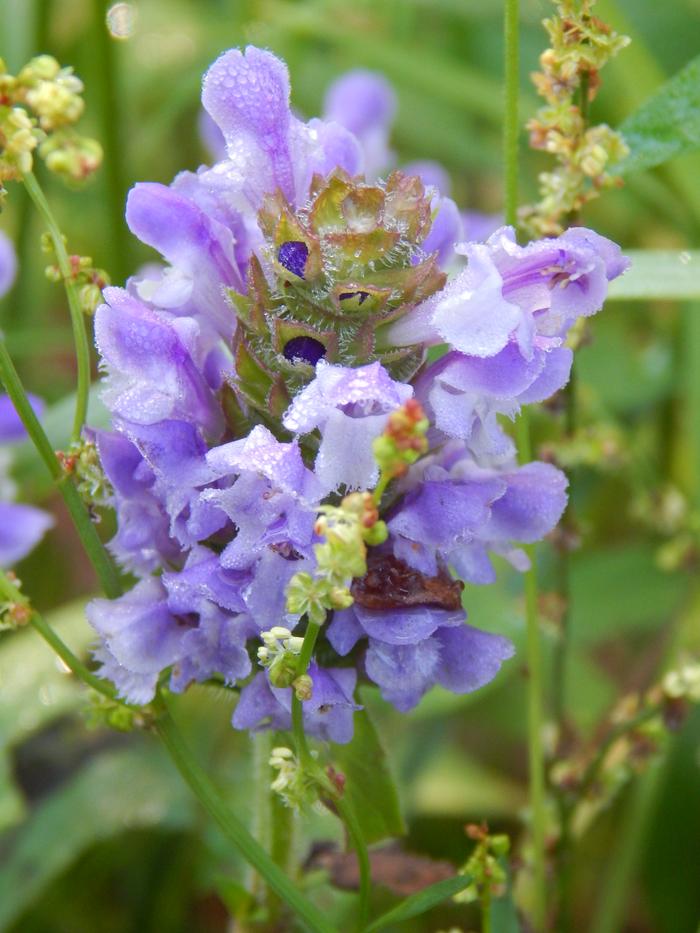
left=293, top=674, right=313, bottom=701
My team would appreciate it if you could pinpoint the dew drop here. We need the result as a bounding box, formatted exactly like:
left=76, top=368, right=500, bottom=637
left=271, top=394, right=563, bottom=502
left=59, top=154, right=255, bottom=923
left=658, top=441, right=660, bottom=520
left=106, top=3, right=136, bottom=39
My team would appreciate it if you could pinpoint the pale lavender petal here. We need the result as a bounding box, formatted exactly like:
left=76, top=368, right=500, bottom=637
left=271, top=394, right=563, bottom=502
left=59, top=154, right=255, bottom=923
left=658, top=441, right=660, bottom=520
left=355, top=604, right=463, bottom=646
left=202, top=46, right=295, bottom=201
left=126, top=182, right=244, bottom=331
left=0, top=230, right=17, bottom=298
left=0, top=393, right=44, bottom=443
left=365, top=638, right=441, bottom=711
left=95, top=288, right=222, bottom=437
left=86, top=579, right=185, bottom=676
left=434, top=624, right=514, bottom=693
left=283, top=361, right=412, bottom=491
left=0, top=503, right=53, bottom=567
left=404, top=160, right=451, bottom=195
left=486, top=462, right=568, bottom=543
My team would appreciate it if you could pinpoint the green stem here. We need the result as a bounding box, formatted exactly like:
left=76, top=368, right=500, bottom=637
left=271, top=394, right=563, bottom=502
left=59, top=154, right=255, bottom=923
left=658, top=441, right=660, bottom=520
left=156, top=700, right=336, bottom=933
left=291, top=617, right=371, bottom=930
left=0, top=568, right=121, bottom=702
left=503, top=0, right=520, bottom=229
left=91, top=0, right=130, bottom=283
left=481, top=887, right=492, bottom=933
left=335, top=794, right=371, bottom=931
left=0, top=337, right=122, bottom=598
left=589, top=761, right=663, bottom=933
left=505, top=2, right=547, bottom=925
left=291, top=619, right=322, bottom=763
left=22, top=170, right=92, bottom=443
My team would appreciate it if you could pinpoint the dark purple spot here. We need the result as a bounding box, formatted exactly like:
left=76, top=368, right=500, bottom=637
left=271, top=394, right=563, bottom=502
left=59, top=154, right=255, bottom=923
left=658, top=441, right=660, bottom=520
left=338, top=290, right=370, bottom=305
left=283, top=336, right=326, bottom=366
left=278, top=241, right=308, bottom=278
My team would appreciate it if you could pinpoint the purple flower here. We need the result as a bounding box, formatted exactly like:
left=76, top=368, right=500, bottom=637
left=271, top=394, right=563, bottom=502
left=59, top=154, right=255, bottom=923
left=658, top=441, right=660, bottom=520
left=0, top=393, right=53, bottom=567
left=95, top=429, right=181, bottom=574
left=201, top=426, right=322, bottom=628
left=386, top=225, right=629, bottom=357
left=233, top=663, right=360, bottom=743
left=125, top=181, right=245, bottom=339
left=95, top=287, right=224, bottom=439
left=283, top=360, right=413, bottom=492
left=87, top=579, right=187, bottom=703
left=85, top=44, right=625, bottom=738
left=323, top=69, right=396, bottom=180
left=392, top=452, right=568, bottom=584
left=416, top=343, right=574, bottom=461
left=0, top=503, right=54, bottom=568
left=87, top=560, right=253, bottom=704
left=201, top=47, right=362, bottom=213
left=327, top=603, right=513, bottom=711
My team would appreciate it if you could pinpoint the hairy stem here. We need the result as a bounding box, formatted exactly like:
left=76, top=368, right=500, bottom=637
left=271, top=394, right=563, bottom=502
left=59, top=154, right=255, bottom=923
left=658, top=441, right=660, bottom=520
left=0, top=337, right=122, bottom=598
left=22, top=170, right=92, bottom=444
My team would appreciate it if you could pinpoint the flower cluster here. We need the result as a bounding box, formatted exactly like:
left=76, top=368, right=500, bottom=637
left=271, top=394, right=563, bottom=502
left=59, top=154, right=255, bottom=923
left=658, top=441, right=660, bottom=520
left=0, top=233, right=54, bottom=567
left=519, top=0, right=630, bottom=236
left=0, top=55, right=101, bottom=202
left=86, top=46, right=628, bottom=742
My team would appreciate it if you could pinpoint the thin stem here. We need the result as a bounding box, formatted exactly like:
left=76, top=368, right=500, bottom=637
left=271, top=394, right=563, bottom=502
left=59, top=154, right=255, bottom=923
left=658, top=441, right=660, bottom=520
left=503, top=0, right=520, bottom=228
left=291, top=617, right=371, bottom=930
left=156, top=700, right=335, bottom=933
left=22, top=170, right=92, bottom=443
left=0, top=337, right=122, bottom=598
left=505, top=1, right=547, bottom=926
left=0, top=569, right=121, bottom=702
left=335, top=794, right=371, bottom=931
left=91, top=0, right=130, bottom=283
left=481, top=888, right=492, bottom=933
left=291, top=618, right=322, bottom=764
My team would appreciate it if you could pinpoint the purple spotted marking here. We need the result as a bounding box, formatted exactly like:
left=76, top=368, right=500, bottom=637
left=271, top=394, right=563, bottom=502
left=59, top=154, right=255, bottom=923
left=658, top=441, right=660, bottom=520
left=338, top=290, right=370, bottom=305
left=278, top=241, right=309, bottom=278
left=283, top=336, right=326, bottom=366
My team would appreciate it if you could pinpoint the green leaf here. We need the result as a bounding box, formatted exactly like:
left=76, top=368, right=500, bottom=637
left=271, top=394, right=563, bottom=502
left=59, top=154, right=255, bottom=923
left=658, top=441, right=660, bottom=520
left=0, top=744, right=195, bottom=931
left=607, top=251, right=700, bottom=300
left=330, top=706, right=404, bottom=844
left=616, top=54, right=700, bottom=176
left=0, top=599, right=93, bottom=747
left=364, top=873, right=473, bottom=932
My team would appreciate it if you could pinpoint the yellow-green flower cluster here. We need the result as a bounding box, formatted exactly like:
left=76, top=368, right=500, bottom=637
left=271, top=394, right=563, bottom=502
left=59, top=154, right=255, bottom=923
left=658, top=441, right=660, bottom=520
left=455, top=822, right=510, bottom=906
left=520, top=1, right=630, bottom=236
left=0, top=55, right=101, bottom=203
left=286, top=492, right=388, bottom=626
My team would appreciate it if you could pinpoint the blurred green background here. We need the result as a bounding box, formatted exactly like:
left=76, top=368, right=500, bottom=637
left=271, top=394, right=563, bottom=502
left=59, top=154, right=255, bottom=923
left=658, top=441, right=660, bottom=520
left=1, top=1, right=699, bottom=930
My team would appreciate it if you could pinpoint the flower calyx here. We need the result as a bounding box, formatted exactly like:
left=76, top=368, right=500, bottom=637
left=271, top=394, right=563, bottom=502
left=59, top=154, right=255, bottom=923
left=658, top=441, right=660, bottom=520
left=227, top=169, right=445, bottom=421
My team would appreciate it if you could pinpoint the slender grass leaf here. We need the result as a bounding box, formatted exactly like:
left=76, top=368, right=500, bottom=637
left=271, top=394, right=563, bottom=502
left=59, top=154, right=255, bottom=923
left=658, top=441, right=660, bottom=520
left=364, top=873, right=472, bottom=931
left=615, top=54, right=700, bottom=176
left=607, top=251, right=700, bottom=300
left=0, top=599, right=93, bottom=747
left=0, top=744, right=194, bottom=931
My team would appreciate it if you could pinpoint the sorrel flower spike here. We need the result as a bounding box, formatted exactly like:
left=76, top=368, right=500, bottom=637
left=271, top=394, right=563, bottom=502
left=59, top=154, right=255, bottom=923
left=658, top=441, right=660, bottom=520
left=227, top=168, right=446, bottom=421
